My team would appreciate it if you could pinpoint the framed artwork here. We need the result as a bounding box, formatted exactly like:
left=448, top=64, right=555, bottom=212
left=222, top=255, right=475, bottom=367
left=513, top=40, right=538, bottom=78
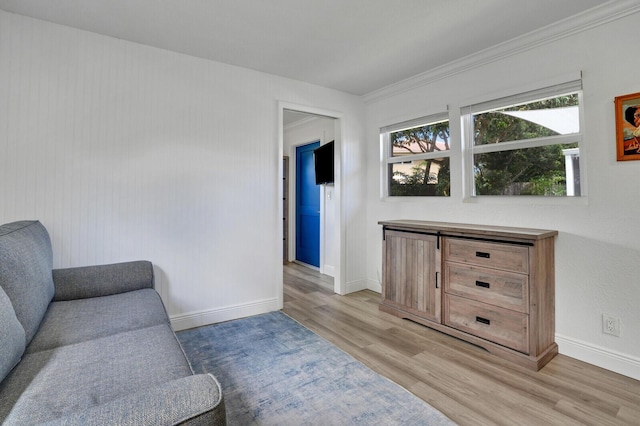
left=615, top=91, right=640, bottom=161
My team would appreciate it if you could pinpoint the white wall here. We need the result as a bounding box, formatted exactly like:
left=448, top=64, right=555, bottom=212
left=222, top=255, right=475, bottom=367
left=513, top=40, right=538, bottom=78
left=283, top=115, right=336, bottom=277
left=364, top=8, right=640, bottom=379
left=0, top=10, right=366, bottom=329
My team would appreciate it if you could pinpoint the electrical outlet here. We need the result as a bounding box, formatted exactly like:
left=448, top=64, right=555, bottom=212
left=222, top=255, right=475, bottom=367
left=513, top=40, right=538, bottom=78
left=602, top=314, right=620, bottom=337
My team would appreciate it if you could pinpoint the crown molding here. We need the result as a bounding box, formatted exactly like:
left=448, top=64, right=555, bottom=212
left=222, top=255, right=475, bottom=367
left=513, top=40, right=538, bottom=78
left=363, top=0, right=640, bottom=104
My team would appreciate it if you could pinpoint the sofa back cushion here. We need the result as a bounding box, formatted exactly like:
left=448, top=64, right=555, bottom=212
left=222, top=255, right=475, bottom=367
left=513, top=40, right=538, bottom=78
left=0, top=221, right=55, bottom=344
left=0, top=285, right=25, bottom=382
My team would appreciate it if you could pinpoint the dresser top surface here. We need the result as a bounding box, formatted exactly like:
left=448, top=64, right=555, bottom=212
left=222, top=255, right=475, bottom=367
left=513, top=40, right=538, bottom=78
left=379, top=220, right=558, bottom=241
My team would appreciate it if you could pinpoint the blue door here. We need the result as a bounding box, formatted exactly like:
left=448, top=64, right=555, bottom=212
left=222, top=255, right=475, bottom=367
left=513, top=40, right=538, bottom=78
left=296, top=141, right=320, bottom=267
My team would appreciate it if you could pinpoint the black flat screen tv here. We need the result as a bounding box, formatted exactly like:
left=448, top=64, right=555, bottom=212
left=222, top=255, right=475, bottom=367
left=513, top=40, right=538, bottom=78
left=313, top=141, right=334, bottom=185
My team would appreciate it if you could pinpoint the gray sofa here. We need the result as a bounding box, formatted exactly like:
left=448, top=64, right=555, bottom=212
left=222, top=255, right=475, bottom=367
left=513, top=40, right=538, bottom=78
left=0, top=220, right=226, bottom=425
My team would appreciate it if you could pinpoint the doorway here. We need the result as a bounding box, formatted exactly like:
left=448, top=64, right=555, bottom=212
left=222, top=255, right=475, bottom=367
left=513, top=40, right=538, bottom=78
left=278, top=103, right=344, bottom=310
left=295, top=141, right=321, bottom=268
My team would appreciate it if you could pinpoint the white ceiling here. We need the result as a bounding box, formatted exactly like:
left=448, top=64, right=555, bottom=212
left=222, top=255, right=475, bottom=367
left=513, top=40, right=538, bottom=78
left=0, top=0, right=611, bottom=96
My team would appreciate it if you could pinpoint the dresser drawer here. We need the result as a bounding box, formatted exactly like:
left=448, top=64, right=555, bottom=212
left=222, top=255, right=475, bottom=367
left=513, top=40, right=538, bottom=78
left=444, top=294, right=529, bottom=353
left=444, top=263, right=529, bottom=313
left=443, top=238, right=529, bottom=273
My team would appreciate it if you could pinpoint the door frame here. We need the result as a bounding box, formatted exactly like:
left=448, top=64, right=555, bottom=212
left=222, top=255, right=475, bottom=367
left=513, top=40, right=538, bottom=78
left=277, top=101, right=345, bottom=308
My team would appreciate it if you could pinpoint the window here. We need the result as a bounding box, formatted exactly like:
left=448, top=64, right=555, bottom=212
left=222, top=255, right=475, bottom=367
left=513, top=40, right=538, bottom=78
left=461, top=80, right=583, bottom=197
left=381, top=114, right=450, bottom=196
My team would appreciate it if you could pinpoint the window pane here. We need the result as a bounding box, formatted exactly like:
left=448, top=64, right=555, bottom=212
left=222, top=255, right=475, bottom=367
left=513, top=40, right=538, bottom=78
left=473, top=144, right=579, bottom=196
left=389, top=157, right=450, bottom=196
left=473, top=93, right=579, bottom=146
left=391, top=121, right=450, bottom=157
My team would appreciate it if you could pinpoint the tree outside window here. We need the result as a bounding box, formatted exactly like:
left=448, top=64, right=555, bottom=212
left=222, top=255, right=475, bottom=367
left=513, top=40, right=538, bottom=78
left=384, top=117, right=451, bottom=196
left=464, top=87, right=582, bottom=197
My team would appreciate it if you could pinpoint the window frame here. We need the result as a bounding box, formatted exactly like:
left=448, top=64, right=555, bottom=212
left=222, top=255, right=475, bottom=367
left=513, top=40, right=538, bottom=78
left=380, top=112, right=451, bottom=198
left=461, top=80, right=585, bottom=199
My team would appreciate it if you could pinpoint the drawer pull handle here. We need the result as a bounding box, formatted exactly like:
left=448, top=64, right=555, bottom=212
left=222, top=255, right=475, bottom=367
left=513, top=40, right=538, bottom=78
left=475, top=251, right=491, bottom=259
left=476, top=316, right=491, bottom=325
left=475, top=280, right=490, bottom=289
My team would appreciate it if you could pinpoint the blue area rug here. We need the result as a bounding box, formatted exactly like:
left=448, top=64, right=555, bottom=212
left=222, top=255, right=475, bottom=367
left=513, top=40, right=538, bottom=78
left=177, top=311, right=455, bottom=425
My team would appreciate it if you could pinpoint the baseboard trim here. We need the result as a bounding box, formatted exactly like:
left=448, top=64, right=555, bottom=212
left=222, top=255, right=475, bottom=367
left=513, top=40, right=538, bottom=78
left=366, top=278, right=382, bottom=294
left=323, top=265, right=335, bottom=278
left=170, top=298, right=279, bottom=331
left=556, top=334, right=640, bottom=380
left=345, top=278, right=368, bottom=294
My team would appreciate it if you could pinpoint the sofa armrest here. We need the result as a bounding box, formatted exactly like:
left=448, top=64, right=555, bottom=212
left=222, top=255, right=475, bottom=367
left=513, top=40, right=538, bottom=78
left=52, top=261, right=154, bottom=301
left=41, top=374, right=226, bottom=426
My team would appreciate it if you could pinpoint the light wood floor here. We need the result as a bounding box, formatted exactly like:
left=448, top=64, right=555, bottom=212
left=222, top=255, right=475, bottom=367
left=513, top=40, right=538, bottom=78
left=282, top=262, right=640, bottom=426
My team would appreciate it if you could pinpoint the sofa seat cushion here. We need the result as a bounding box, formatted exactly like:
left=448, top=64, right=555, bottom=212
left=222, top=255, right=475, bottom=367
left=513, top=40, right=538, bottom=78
left=0, top=221, right=55, bottom=344
left=40, top=374, right=225, bottom=426
left=0, top=286, right=26, bottom=382
left=0, top=324, right=194, bottom=424
left=26, top=288, right=169, bottom=354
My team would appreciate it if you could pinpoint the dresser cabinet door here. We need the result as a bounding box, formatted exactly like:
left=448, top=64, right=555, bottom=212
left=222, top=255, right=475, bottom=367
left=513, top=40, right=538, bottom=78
left=382, top=230, right=440, bottom=323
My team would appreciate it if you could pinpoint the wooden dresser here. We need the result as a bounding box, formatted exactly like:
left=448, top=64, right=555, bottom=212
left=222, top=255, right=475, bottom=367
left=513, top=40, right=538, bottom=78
left=379, top=220, right=558, bottom=370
